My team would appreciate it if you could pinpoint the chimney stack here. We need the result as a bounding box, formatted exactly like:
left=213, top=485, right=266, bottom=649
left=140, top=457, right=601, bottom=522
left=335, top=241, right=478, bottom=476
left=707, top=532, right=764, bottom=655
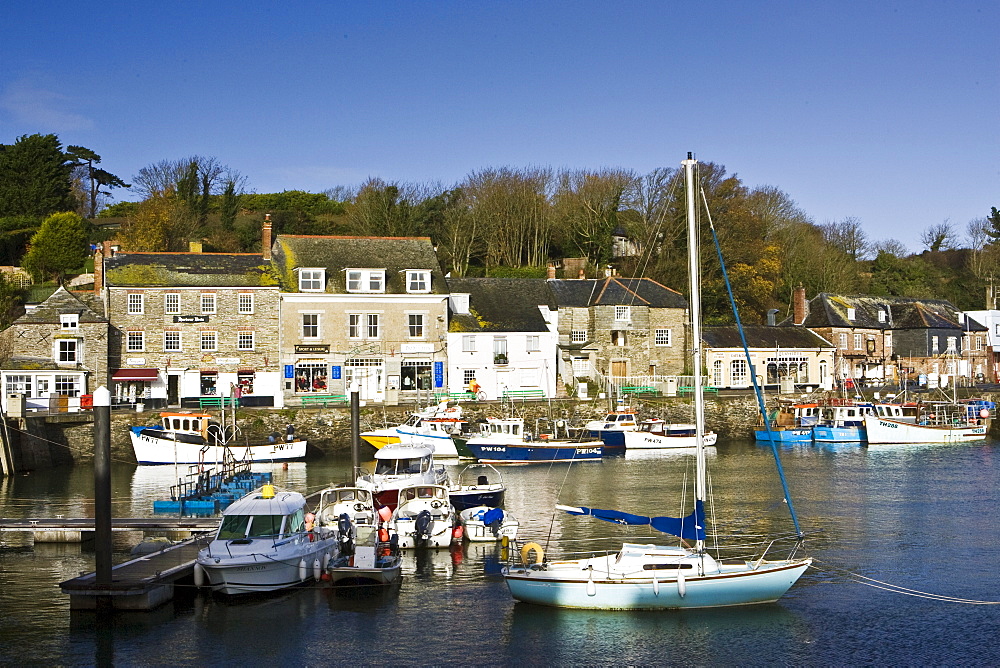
left=262, top=214, right=273, bottom=260
left=793, top=285, right=807, bottom=325
left=546, top=265, right=556, bottom=280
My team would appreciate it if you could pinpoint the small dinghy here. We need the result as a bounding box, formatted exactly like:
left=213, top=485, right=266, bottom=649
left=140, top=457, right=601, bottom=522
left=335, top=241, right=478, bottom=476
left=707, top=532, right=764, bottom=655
left=459, top=505, right=519, bottom=542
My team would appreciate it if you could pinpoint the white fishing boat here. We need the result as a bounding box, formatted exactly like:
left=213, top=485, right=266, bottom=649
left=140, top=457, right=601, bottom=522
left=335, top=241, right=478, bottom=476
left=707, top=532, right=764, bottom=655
left=502, top=154, right=811, bottom=609
left=390, top=483, right=456, bottom=549
left=130, top=411, right=307, bottom=465
left=194, top=485, right=337, bottom=595
left=459, top=505, right=520, bottom=542
left=355, top=444, right=450, bottom=510
left=622, top=419, right=719, bottom=450
left=359, top=401, right=467, bottom=458
left=863, top=400, right=991, bottom=444
left=314, top=484, right=381, bottom=548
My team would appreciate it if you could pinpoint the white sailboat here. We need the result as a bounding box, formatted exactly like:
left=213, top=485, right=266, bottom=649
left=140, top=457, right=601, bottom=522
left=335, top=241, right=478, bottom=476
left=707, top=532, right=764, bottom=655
left=502, top=154, right=812, bottom=609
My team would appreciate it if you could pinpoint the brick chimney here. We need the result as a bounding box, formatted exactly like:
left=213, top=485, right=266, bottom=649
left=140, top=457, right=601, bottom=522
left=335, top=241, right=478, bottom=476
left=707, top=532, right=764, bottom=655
left=93, top=241, right=113, bottom=294
left=793, top=284, right=807, bottom=325
left=262, top=214, right=272, bottom=260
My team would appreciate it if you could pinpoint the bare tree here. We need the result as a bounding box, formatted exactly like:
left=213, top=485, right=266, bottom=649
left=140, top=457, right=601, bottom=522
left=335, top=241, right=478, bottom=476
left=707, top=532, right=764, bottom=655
left=823, top=217, right=870, bottom=261
left=920, top=219, right=956, bottom=252
left=871, top=238, right=911, bottom=258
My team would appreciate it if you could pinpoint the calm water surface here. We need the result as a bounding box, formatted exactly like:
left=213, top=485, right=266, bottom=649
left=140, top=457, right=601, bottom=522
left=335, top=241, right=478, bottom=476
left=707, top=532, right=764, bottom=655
left=2, top=439, right=1000, bottom=666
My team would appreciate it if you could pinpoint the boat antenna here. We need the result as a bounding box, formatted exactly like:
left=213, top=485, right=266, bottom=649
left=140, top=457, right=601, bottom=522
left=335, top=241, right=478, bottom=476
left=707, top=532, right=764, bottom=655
left=700, top=186, right=803, bottom=538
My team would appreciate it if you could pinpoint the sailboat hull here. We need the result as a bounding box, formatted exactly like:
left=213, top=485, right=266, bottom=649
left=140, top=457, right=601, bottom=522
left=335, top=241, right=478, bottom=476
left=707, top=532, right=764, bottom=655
left=504, top=558, right=811, bottom=610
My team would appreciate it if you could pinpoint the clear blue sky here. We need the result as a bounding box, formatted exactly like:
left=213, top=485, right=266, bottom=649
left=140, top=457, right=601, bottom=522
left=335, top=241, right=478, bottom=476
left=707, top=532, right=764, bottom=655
left=2, top=1, right=996, bottom=253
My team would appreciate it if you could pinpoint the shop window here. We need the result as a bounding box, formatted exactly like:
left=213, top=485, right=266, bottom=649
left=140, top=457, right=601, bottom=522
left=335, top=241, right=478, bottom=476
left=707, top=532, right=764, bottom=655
left=201, top=372, right=218, bottom=395
left=54, top=375, right=80, bottom=396
left=5, top=375, right=31, bottom=395
left=237, top=372, right=254, bottom=395
left=401, top=361, right=432, bottom=391
left=295, top=362, right=328, bottom=393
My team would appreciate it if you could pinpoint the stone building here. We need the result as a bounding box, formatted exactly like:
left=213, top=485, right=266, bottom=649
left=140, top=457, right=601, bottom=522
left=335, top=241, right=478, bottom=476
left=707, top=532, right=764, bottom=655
left=101, top=245, right=281, bottom=407
left=270, top=235, right=450, bottom=404
left=702, top=325, right=836, bottom=391
left=546, top=276, right=688, bottom=386
left=0, top=286, right=109, bottom=413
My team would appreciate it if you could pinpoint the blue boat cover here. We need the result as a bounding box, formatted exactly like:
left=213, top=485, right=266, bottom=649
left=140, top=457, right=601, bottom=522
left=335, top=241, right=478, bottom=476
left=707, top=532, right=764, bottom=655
left=481, top=507, right=505, bottom=525
left=563, top=500, right=705, bottom=541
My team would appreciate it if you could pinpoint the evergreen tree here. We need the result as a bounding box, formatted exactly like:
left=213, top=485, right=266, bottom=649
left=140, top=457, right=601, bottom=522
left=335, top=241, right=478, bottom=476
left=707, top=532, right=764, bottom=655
left=21, top=212, right=90, bottom=283
left=0, top=134, right=75, bottom=218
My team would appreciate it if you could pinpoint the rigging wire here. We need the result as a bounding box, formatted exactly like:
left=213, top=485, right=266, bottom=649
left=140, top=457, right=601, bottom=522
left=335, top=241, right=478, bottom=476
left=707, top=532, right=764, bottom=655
left=811, top=558, right=1000, bottom=605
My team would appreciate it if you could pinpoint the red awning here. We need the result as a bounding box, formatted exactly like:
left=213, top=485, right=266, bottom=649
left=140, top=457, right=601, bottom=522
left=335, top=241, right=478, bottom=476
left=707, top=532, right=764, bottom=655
left=111, top=369, right=159, bottom=382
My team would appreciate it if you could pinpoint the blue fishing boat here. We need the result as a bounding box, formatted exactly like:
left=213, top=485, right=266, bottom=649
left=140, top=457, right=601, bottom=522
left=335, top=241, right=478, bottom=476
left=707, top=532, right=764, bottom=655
left=753, top=400, right=818, bottom=443
left=584, top=407, right=638, bottom=455
left=462, top=417, right=602, bottom=464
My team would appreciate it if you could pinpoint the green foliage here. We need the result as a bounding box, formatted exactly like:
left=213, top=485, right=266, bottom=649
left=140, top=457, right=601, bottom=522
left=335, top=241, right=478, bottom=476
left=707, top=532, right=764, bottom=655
left=98, top=201, right=139, bottom=217
left=0, top=134, right=75, bottom=218
left=21, top=212, right=89, bottom=283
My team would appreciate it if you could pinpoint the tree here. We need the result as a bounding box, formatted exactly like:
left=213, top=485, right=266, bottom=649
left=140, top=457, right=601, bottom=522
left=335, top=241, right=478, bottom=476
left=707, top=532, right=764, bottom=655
left=823, top=217, right=870, bottom=261
left=920, top=219, right=956, bottom=252
left=21, top=212, right=89, bottom=283
left=65, top=145, right=130, bottom=218
left=0, top=134, right=75, bottom=218
left=554, top=168, right=635, bottom=268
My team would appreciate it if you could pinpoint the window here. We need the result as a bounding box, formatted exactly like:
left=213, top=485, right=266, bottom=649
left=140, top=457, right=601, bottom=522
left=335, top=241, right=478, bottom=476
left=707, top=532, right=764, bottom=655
left=239, top=293, right=254, bottom=314
left=463, top=369, right=476, bottom=386
left=526, top=335, right=540, bottom=352
left=838, top=333, right=847, bottom=349
left=200, top=371, right=218, bottom=395
left=462, top=335, right=476, bottom=352
left=612, top=330, right=628, bottom=346
left=885, top=333, right=892, bottom=352
left=406, top=270, right=430, bottom=293
left=946, top=336, right=957, bottom=353
left=60, top=314, right=78, bottom=330
left=572, top=357, right=590, bottom=376
left=931, top=336, right=939, bottom=354
left=164, top=331, right=181, bottom=352
left=126, top=331, right=144, bottom=352
left=853, top=333, right=862, bottom=350
left=348, top=314, right=361, bottom=339
left=6, top=375, right=31, bottom=395
left=302, top=313, right=319, bottom=339
left=366, top=314, right=380, bottom=339
left=295, top=362, right=328, bottom=393
left=878, top=310, right=886, bottom=323
left=976, top=336, right=983, bottom=351
left=571, top=329, right=587, bottom=343
left=847, top=307, right=856, bottom=320
left=346, top=269, right=384, bottom=293
left=654, top=329, right=671, bottom=346
left=401, top=361, right=432, bottom=391
left=37, top=378, right=48, bottom=395
left=164, top=293, right=180, bottom=314
left=494, top=337, right=508, bottom=365
left=127, top=293, right=143, bottom=314
left=54, top=375, right=80, bottom=397
left=408, top=314, right=424, bottom=338
left=238, top=331, right=255, bottom=350
left=299, top=269, right=325, bottom=292
left=731, top=358, right=748, bottom=386
left=201, top=293, right=216, bottom=314
left=201, top=331, right=217, bottom=351
left=615, top=305, right=630, bottom=321
left=57, top=339, right=78, bottom=363
left=712, top=360, right=724, bottom=386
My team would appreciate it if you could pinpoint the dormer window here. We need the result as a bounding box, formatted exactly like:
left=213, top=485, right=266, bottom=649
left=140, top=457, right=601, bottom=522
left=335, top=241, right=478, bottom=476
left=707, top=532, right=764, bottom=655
left=406, top=270, right=430, bottom=293
left=60, top=314, right=79, bottom=330
left=299, top=268, right=325, bottom=292
left=346, top=269, right=385, bottom=293
left=847, top=307, right=856, bottom=321
left=878, top=309, right=886, bottom=323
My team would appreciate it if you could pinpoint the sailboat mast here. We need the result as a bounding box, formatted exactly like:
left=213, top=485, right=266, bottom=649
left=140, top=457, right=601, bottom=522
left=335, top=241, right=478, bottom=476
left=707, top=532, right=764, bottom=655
left=683, top=153, right=707, bottom=552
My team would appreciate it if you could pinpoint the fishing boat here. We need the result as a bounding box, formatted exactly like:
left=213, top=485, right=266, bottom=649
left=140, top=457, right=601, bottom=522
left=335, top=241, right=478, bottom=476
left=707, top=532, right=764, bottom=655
left=811, top=400, right=917, bottom=443
left=448, top=463, right=507, bottom=511
left=863, top=399, right=992, bottom=444
left=359, top=401, right=468, bottom=458
left=390, top=483, right=457, bottom=549
left=130, top=411, right=307, bottom=465
left=459, top=505, right=520, bottom=542
left=461, top=417, right=603, bottom=464
left=355, top=444, right=449, bottom=510
left=585, top=407, right=639, bottom=454
left=194, top=485, right=337, bottom=595
left=752, top=400, right=818, bottom=443
left=503, top=154, right=811, bottom=609
left=622, top=419, right=718, bottom=450
left=314, top=484, right=381, bottom=547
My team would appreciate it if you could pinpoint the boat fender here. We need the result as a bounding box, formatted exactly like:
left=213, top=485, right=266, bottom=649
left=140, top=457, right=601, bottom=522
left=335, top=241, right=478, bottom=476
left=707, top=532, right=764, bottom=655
left=586, top=566, right=596, bottom=597
left=453, top=524, right=464, bottom=542
left=521, top=542, right=544, bottom=565
left=313, top=558, right=321, bottom=581
left=677, top=571, right=686, bottom=598
left=653, top=572, right=659, bottom=596
left=322, top=551, right=331, bottom=570
left=298, top=559, right=307, bottom=582
left=193, top=562, right=205, bottom=588
left=981, top=409, right=991, bottom=418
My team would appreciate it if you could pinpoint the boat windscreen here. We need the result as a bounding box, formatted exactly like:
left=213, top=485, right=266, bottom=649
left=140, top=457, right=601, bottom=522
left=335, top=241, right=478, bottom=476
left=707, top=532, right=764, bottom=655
left=218, top=515, right=251, bottom=540
left=248, top=514, right=284, bottom=538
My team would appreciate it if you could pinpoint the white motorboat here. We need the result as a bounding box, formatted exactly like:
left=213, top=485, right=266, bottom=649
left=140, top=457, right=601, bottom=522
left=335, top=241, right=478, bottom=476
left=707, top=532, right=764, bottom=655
left=390, top=483, right=456, bottom=549
left=459, top=505, right=519, bottom=542
left=356, top=444, right=450, bottom=510
left=314, top=485, right=381, bottom=550
left=326, top=542, right=402, bottom=587
left=360, top=401, right=467, bottom=458
left=502, top=154, right=811, bottom=609
left=130, top=411, right=307, bottom=465
left=622, top=419, right=719, bottom=450
left=194, top=485, right=337, bottom=595
left=448, top=463, right=507, bottom=512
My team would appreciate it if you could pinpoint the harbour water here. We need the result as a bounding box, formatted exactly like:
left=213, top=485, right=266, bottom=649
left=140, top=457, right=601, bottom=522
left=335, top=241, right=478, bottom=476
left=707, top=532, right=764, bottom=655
left=3, top=438, right=1000, bottom=665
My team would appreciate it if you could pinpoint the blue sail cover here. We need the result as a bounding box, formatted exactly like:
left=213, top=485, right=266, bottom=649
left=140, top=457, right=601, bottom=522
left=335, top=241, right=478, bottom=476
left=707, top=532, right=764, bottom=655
left=563, top=500, right=705, bottom=542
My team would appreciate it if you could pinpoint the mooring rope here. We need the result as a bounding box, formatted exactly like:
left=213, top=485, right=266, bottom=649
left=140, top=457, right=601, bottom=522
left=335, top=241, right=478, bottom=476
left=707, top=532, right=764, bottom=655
left=811, top=558, right=1000, bottom=605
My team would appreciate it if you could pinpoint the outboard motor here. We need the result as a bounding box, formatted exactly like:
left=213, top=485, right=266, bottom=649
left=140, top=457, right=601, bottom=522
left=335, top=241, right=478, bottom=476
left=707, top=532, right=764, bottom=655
left=337, top=512, right=355, bottom=556
left=414, top=509, right=433, bottom=547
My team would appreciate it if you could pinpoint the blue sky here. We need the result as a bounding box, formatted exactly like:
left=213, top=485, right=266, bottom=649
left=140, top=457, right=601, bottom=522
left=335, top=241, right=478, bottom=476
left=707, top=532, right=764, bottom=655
left=2, top=1, right=996, bottom=253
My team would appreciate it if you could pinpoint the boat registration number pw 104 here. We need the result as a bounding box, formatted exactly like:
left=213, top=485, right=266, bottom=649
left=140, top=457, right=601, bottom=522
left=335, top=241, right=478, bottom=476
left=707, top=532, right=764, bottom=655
left=480, top=446, right=507, bottom=452
left=577, top=448, right=601, bottom=454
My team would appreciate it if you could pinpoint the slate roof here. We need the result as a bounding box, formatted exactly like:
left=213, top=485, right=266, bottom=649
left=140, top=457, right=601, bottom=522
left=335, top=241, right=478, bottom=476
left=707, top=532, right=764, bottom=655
left=104, top=253, right=272, bottom=287
left=271, top=236, right=448, bottom=294
left=702, top=325, right=833, bottom=349
left=785, top=293, right=984, bottom=332
left=546, top=277, right=687, bottom=309
left=447, top=278, right=554, bottom=332
left=15, top=285, right=107, bottom=324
